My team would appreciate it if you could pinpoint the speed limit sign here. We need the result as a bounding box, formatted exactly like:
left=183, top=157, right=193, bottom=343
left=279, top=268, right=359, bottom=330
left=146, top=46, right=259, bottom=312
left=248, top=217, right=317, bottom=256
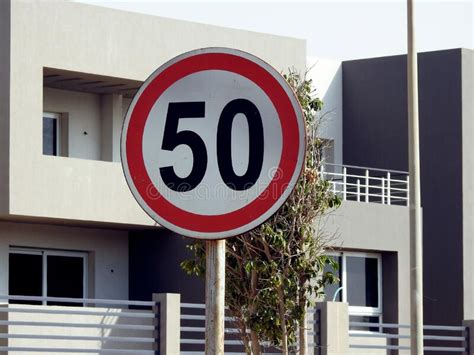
left=121, top=48, right=306, bottom=239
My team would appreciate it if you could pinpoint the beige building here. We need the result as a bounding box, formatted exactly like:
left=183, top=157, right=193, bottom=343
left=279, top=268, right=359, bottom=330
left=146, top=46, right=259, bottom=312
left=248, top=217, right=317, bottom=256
left=0, top=0, right=435, bottom=353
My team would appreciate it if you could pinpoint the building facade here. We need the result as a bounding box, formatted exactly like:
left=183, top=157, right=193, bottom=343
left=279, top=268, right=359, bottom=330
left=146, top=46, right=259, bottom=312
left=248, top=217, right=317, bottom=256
left=342, top=48, right=474, bottom=326
left=0, top=0, right=471, bottom=353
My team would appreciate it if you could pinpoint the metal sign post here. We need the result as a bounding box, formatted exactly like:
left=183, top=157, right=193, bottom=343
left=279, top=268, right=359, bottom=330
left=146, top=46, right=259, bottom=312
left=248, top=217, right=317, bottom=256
left=121, top=48, right=306, bottom=355
left=205, top=240, right=226, bottom=354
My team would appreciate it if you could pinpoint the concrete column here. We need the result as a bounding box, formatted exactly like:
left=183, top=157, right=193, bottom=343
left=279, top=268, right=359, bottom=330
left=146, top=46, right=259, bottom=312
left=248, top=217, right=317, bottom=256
left=153, top=293, right=181, bottom=355
left=58, top=113, right=69, bottom=157
left=463, top=320, right=473, bottom=354
left=0, top=304, right=7, bottom=349
left=316, top=301, right=349, bottom=355
left=100, top=94, right=123, bottom=162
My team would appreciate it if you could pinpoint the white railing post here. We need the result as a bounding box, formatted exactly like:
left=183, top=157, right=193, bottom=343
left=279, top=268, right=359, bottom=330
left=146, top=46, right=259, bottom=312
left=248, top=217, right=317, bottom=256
left=387, top=172, right=391, bottom=205
left=343, top=167, right=347, bottom=200
left=365, top=169, right=369, bottom=203
left=356, top=179, right=360, bottom=202
left=381, top=178, right=385, bottom=204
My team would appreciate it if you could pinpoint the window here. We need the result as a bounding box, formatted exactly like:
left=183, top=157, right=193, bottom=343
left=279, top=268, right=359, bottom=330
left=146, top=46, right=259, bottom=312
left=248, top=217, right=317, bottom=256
left=324, top=252, right=382, bottom=324
left=9, top=248, right=88, bottom=305
left=43, top=112, right=60, bottom=156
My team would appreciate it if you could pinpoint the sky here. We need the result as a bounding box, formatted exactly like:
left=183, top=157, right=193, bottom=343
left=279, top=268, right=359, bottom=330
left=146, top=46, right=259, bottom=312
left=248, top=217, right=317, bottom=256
left=75, top=0, right=473, bottom=60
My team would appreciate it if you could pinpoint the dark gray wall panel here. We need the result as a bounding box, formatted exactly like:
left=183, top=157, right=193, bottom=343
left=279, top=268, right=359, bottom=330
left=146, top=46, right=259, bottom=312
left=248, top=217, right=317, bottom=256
left=129, top=230, right=205, bottom=303
left=342, top=49, right=463, bottom=326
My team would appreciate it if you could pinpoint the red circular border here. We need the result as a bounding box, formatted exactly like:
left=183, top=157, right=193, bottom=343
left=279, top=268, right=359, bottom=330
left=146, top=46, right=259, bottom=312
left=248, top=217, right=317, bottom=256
left=125, top=52, right=300, bottom=233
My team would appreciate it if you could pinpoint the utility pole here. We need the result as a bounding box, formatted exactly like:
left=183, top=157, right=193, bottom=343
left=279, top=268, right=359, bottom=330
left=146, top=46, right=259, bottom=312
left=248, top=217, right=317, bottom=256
left=407, top=0, right=424, bottom=353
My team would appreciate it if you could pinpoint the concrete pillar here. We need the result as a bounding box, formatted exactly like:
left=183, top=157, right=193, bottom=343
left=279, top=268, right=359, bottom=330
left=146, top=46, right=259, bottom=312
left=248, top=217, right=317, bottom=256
left=0, top=304, right=7, bottom=351
left=316, top=301, right=349, bottom=355
left=463, top=320, right=473, bottom=354
left=58, top=113, right=69, bottom=157
left=153, top=293, right=181, bottom=355
left=100, top=94, right=123, bottom=162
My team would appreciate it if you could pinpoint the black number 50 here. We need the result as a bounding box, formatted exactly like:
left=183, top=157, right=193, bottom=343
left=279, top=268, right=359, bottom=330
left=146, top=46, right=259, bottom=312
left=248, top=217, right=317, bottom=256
left=159, top=100, right=264, bottom=192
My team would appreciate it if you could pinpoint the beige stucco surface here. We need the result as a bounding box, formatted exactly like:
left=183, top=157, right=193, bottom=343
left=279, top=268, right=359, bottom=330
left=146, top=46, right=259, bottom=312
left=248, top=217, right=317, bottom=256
left=6, top=0, right=306, bottom=226
left=43, top=88, right=102, bottom=161
left=319, top=200, right=410, bottom=325
left=0, top=221, right=129, bottom=299
left=0, top=0, right=10, bottom=216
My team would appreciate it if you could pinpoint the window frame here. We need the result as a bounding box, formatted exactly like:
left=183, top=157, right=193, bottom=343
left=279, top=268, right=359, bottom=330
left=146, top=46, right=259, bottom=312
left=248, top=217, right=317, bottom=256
left=43, top=112, right=61, bottom=156
left=327, top=251, right=383, bottom=319
left=9, top=247, right=88, bottom=305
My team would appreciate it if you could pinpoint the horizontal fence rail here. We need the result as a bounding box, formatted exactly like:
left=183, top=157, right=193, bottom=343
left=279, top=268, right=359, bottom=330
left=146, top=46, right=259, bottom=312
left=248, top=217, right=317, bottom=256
left=180, top=302, right=247, bottom=354
left=180, top=302, right=289, bottom=354
left=349, top=320, right=469, bottom=353
left=0, top=294, right=157, bottom=354
left=321, top=163, right=409, bottom=206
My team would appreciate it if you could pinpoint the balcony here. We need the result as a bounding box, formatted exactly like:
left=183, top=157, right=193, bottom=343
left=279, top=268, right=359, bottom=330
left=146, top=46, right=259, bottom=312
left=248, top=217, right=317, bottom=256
left=321, top=163, right=409, bottom=206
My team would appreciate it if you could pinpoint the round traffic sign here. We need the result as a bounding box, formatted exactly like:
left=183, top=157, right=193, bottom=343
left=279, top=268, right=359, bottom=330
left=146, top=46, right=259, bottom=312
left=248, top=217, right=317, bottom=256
left=121, top=48, right=306, bottom=239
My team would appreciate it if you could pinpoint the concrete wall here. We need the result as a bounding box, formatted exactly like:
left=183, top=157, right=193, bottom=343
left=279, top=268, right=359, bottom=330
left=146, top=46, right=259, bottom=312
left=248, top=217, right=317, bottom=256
left=342, top=49, right=464, bottom=325
left=43, top=88, right=102, bottom=161
left=462, top=49, right=474, bottom=320
left=0, top=221, right=129, bottom=300
left=307, top=58, right=343, bottom=165
left=128, top=201, right=410, bottom=324
left=320, top=201, right=410, bottom=325
left=43, top=89, right=125, bottom=162
left=0, top=1, right=10, bottom=216
left=100, top=94, right=123, bottom=163
left=6, top=0, right=306, bottom=227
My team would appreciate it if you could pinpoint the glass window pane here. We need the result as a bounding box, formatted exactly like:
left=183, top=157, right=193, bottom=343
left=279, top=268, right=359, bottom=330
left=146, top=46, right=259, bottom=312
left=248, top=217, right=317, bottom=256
left=47, top=255, right=84, bottom=306
left=9, top=253, right=43, bottom=304
left=323, top=256, right=342, bottom=302
left=43, top=117, right=57, bottom=156
left=346, top=256, right=379, bottom=308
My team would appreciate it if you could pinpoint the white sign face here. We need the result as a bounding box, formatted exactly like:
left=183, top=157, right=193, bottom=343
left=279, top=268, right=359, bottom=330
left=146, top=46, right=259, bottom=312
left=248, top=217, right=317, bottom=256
left=121, top=48, right=306, bottom=240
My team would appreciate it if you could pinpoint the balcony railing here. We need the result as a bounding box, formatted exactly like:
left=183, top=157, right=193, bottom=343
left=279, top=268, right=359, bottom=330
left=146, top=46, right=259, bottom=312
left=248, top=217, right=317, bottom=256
left=321, top=163, right=409, bottom=206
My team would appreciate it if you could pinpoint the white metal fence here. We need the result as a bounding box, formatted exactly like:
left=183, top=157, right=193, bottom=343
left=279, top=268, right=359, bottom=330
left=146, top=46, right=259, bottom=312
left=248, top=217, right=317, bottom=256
left=321, top=163, right=409, bottom=206
left=349, top=320, right=470, bottom=353
left=180, top=302, right=252, bottom=355
left=2, top=297, right=469, bottom=354
left=0, top=295, right=157, bottom=354
left=180, top=303, right=319, bottom=355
